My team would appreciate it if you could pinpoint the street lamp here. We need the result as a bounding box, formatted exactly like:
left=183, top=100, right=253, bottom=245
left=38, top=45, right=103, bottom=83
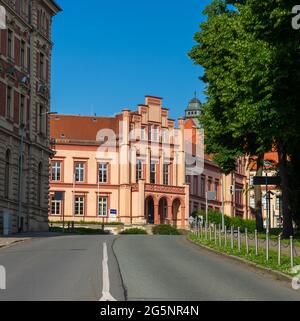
left=18, top=111, right=57, bottom=233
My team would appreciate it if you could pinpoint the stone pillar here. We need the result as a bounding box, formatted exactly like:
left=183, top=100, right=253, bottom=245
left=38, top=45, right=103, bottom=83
left=138, top=180, right=145, bottom=224
left=168, top=204, right=173, bottom=226
left=154, top=202, right=160, bottom=225
left=146, top=148, right=151, bottom=183
left=131, top=149, right=137, bottom=184
left=177, top=118, right=186, bottom=187
left=120, top=109, right=130, bottom=185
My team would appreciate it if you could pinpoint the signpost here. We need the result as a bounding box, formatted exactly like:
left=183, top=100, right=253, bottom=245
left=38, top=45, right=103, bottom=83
left=206, top=191, right=217, bottom=227
left=252, top=176, right=281, bottom=232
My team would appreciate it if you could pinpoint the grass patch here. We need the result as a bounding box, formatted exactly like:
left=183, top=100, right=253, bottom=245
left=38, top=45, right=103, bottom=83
left=188, top=232, right=300, bottom=276
left=119, top=228, right=148, bottom=235
left=152, top=225, right=181, bottom=235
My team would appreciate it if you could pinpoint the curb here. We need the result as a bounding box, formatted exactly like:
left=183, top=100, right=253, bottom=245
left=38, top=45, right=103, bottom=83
left=0, top=238, right=30, bottom=250
left=186, top=236, right=293, bottom=283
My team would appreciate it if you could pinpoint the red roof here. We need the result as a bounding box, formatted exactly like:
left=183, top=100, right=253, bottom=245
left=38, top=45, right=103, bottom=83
left=50, top=114, right=122, bottom=141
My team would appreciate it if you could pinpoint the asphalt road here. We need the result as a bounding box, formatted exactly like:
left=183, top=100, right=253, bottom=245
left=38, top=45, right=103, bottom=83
left=0, top=235, right=299, bottom=301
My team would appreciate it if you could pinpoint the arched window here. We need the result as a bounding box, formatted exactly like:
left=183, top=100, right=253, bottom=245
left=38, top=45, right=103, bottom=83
left=4, top=150, right=11, bottom=199
left=37, top=162, right=43, bottom=206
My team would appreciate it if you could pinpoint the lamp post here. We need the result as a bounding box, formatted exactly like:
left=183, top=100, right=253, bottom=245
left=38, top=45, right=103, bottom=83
left=18, top=111, right=57, bottom=233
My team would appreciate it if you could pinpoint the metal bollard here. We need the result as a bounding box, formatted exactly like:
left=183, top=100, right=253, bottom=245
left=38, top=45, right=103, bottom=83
left=255, top=230, right=258, bottom=256
left=290, top=236, right=294, bottom=269
left=278, top=235, right=281, bottom=266
left=266, top=231, right=269, bottom=261
left=231, top=226, right=234, bottom=250
left=245, top=228, right=249, bottom=255
left=238, top=227, right=241, bottom=253
left=214, top=224, right=217, bottom=245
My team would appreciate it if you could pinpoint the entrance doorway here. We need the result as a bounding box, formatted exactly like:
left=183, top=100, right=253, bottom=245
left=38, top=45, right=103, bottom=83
left=145, top=197, right=154, bottom=224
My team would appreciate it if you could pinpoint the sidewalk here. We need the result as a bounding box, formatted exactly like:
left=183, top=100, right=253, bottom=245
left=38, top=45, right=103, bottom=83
left=0, top=232, right=63, bottom=249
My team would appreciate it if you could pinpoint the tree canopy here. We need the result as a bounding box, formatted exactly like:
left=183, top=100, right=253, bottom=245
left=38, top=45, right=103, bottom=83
left=189, top=0, right=300, bottom=237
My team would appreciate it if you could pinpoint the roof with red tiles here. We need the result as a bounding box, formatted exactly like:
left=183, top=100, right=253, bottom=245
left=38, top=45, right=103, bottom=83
left=50, top=114, right=122, bottom=141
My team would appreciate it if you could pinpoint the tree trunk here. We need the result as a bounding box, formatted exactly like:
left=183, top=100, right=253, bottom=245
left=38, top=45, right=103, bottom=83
left=254, top=153, right=264, bottom=232
left=278, top=142, right=294, bottom=238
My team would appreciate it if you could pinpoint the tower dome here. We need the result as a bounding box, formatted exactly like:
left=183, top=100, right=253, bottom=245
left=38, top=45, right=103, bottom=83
left=185, top=96, right=202, bottom=119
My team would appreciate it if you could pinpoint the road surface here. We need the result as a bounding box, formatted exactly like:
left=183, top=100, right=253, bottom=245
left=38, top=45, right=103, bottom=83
left=0, top=235, right=299, bottom=301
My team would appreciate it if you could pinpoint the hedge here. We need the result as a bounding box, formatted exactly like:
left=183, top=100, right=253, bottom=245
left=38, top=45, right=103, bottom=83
left=192, top=209, right=256, bottom=233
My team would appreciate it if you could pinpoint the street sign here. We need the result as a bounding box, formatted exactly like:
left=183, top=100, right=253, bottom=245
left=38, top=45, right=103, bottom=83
left=54, top=192, right=64, bottom=201
left=207, top=191, right=217, bottom=201
left=252, top=176, right=281, bottom=186
left=110, top=209, right=117, bottom=216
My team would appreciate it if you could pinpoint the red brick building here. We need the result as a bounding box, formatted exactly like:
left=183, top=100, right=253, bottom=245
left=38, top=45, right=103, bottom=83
left=0, top=0, right=61, bottom=234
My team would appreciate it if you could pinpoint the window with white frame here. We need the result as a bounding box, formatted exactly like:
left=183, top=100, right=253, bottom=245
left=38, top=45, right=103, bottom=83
left=98, top=163, right=108, bottom=183
left=51, top=161, right=61, bottom=182
left=141, top=127, right=147, bottom=141
left=98, top=197, right=108, bottom=217
left=74, top=196, right=84, bottom=216
left=51, top=199, right=61, bottom=215
left=163, top=164, right=169, bottom=185
left=150, top=162, right=156, bottom=184
left=136, top=160, right=143, bottom=182
left=75, top=162, right=85, bottom=182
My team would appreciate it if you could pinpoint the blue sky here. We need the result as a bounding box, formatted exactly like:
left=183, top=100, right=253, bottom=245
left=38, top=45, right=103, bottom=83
left=51, top=0, right=210, bottom=120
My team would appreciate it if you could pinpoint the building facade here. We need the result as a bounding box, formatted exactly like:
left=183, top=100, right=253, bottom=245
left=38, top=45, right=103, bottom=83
left=0, top=0, right=61, bottom=234
left=49, top=96, right=189, bottom=229
left=184, top=97, right=251, bottom=219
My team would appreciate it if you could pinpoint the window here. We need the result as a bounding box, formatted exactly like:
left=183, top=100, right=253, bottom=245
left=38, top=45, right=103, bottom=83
left=162, top=129, right=169, bottom=143
left=163, top=164, right=169, bottom=185
left=37, top=162, right=43, bottom=206
left=4, top=150, right=10, bottom=199
left=153, top=126, right=159, bottom=142
left=8, top=30, right=13, bottom=58
left=136, top=160, right=143, bottom=182
left=51, top=199, right=61, bottom=215
left=6, top=86, right=12, bottom=119
left=141, top=127, right=146, bottom=141
left=20, top=95, right=25, bottom=125
left=98, top=197, right=108, bottom=217
left=193, top=177, right=199, bottom=195
left=207, top=178, right=212, bottom=192
left=250, top=195, right=255, bottom=208
left=98, top=163, right=108, bottom=183
left=235, top=186, right=243, bottom=206
left=150, top=162, right=156, bottom=184
left=215, top=180, right=219, bottom=201
left=51, top=161, right=61, bottom=181
left=75, top=162, right=85, bottom=182
left=200, top=176, right=205, bottom=197
left=21, top=40, right=26, bottom=68
left=74, top=196, right=84, bottom=216
left=39, top=52, right=44, bottom=80
left=39, top=105, right=45, bottom=134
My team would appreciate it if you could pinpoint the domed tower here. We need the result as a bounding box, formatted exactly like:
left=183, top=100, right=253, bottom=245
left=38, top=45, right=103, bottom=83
left=185, top=95, right=202, bottom=120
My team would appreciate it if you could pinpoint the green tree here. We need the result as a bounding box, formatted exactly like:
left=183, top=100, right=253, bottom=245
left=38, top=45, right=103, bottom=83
left=189, top=0, right=300, bottom=237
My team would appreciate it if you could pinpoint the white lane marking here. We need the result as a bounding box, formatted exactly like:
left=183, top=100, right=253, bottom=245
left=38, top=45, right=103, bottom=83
left=99, top=242, right=117, bottom=301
